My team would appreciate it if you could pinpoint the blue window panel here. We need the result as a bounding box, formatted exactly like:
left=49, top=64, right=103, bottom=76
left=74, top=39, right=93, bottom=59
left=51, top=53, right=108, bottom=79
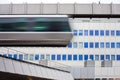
left=95, top=42, right=99, bottom=48
left=73, top=30, right=77, bottom=36
left=13, top=54, right=17, bottom=59
left=24, top=54, right=28, bottom=60
left=79, top=42, right=83, bottom=48
left=41, top=54, right=44, bottom=60
left=35, top=54, right=39, bottom=60
left=100, top=55, right=104, bottom=60
left=84, top=55, right=88, bottom=60
left=116, top=42, right=120, bottom=48
left=68, top=54, right=72, bottom=60
left=8, top=54, right=12, bottom=58
left=95, top=30, right=99, bottom=36
left=57, top=54, right=61, bottom=60
left=90, top=30, right=94, bottom=36
left=95, top=55, right=99, bottom=60
left=116, top=30, right=120, bottom=36
left=29, top=54, right=34, bottom=60
left=117, top=55, right=120, bottom=60
left=46, top=54, right=50, bottom=60
left=106, top=55, right=110, bottom=60
left=106, top=42, right=110, bottom=48
left=62, top=54, right=66, bottom=60
left=84, top=42, right=88, bottom=48
left=100, top=30, right=104, bottom=36
left=90, top=55, right=94, bottom=60
left=3, top=54, right=7, bottom=57
left=106, top=30, right=109, bottom=36
left=73, top=42, right=77, bottom=48
left=84, top=30, right=88, bottom=36
left=111, top=42, right=115, bottom=48
left=90, top=42, right=94, bottom=48
left=79, top=30, right=83, bottom=36
left=19, top=54, right=23, bottom=60
left=111, top=30, right=115, bottom=36
left=111, top=55, right=115, bottom=60
left=73, top=54, right=77, bottom=60
left=79, top=55, right=83, bottom=60
left=68, top=42, right=72, bottom=48
left=100, top=42, right=104, bottom=48
left=51, top=54, right=55, bottom=60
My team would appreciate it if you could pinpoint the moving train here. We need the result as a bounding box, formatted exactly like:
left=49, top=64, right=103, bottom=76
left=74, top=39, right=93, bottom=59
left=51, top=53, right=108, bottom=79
left=0, top=15, right=73, bottom=46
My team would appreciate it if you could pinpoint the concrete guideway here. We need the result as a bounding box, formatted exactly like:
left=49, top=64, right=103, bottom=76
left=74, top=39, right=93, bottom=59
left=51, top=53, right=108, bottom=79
left=0, top=3, right=120, bottom=17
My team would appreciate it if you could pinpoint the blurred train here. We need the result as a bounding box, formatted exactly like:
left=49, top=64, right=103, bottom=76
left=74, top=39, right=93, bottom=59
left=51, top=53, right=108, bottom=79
left=0, top=15, right=73, bottom=46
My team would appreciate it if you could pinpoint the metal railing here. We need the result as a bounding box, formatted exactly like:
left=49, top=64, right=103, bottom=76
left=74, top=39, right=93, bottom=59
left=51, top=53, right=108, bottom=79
left=0, top=47, right=71, bottom=72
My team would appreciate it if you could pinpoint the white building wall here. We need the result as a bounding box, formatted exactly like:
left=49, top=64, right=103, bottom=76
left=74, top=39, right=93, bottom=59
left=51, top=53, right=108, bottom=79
left=0, top=18, right=120, bottom=79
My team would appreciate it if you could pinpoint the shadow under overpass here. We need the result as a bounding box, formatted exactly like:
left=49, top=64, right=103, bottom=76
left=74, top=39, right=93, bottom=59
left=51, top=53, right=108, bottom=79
left=0, top=71, right=52, bottom=80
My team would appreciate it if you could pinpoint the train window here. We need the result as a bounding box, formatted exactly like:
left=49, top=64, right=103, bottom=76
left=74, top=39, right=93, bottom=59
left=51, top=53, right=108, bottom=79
left=0, top=17, right=71, bottom=32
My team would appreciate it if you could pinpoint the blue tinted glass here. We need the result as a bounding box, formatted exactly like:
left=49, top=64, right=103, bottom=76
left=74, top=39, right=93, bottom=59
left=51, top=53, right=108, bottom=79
left=100, top=55, right=104, bottom=60
left=79, top=30, right=83, bottom=36
left=90, top=30, right=94, bottom=36
left=46, top=54, right=50, bottom=60
left=57, top=54, right=61, bottom=60
left=79, top=55, right=83, bottom=60
left=73, top=54, right=77, bottom=60
left=90, top=42, right=94, bottom=48
left=90, top=55, right=94, bottom=60
left=95, top=42, right=99, bottom=48
left=117, top=55, right=120, bottom=60
left=35, top=54, right=39, bottom=60
left=24, top=54, right=28, bottom=60
left=84, top=42, right=88, bottom=48
left=62, top=54, right=66, bottom=60
left=3, top=54, right=7, bottom=57
left=100, top=30, right=104, bottom=36
left=29, top=54, right=34, bottom=60
left=116, top=30, right=120, bottom=36
left=51, top=54, right=55, bottom=60
left=106, top=30, right=109, bottom=36
left=111, top=30, right=115, bottom=36
left=8, top=54, right=12, bottom=58
left=73, top=30, right=77, bottom=36
left=68, top=42, right=72, bottom=48
left=13, top=54, right=17, bottom=59
left=84, top=30, right=88, bottom=36
left=73, top=42, right=77, bottom=48
left=95, top=55, right=99, bottom=60
left=79, top=42, right=83, bottom=48
left=106, top=42, right=110, bottom=48
left=116, top=42, right=120, bottom=48
left=84, top=55, right=88, bottom=60
left=106, top=55, right=110, bottom=60
left=41, top=54, right=44, bottom=60
left=19, top=54, right=23, bottom=60
left=111, top=55, right=115, bottom=60
left=68, top=54, right=72, bottom=60
left=100, top=42, right=104, bottom=48
left=111, top=42, right=115, bottom=48
left=95, top=30, right=99, bottom=36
